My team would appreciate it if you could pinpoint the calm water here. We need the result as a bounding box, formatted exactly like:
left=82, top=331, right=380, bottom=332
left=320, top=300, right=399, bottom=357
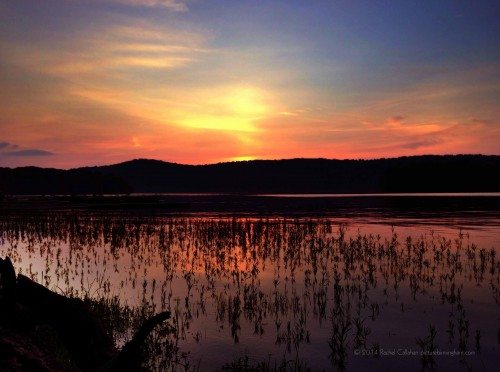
left=0, top=195, right=499, bottom=371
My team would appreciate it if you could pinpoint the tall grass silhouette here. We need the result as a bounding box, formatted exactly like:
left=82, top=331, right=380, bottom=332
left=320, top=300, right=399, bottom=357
left=0, top=212, right=497, bottom=370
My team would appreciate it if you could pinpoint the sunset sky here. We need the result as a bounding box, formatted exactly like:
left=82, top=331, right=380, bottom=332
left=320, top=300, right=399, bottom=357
left=0, top=1, right=499, bottom=168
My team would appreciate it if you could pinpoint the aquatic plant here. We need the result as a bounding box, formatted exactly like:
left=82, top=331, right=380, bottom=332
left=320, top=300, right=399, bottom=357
left=0, top=212, right=497, bottom=370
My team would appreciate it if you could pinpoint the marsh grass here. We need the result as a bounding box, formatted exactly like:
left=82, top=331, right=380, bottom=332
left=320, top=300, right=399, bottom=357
left=0, top=212, right=498, bottom=370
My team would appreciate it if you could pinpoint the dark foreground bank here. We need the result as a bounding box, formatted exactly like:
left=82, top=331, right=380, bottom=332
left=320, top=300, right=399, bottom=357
left=0, top=257, right=170, bottom=372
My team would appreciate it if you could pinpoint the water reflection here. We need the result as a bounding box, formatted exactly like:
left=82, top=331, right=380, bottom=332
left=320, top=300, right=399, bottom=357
left=0, top=213, right=498, bottom=370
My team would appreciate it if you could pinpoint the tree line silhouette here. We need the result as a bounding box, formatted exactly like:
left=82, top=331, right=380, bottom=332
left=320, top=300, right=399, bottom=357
left=0, top=155, right=498, bottom=195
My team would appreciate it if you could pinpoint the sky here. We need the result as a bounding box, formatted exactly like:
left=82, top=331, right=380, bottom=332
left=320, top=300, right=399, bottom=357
left=0, top=0, right=499, bottom=168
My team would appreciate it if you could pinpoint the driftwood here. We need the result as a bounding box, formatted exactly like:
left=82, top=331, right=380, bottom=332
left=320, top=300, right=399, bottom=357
left=101, top=311, right=171, bottom=372
left=0, top=257, right=171, bottom=371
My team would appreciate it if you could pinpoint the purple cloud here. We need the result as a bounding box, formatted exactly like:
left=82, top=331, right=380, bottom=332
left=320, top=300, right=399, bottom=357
left=3, top=149, right=54, bottom=157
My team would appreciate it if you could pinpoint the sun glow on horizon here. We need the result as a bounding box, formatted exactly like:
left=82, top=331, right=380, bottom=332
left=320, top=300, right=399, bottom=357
left=0, top=1, right=498, bottom=168
left=176, top=86, right=273, bottom=132
left=229, top=155, right=257, bottom=162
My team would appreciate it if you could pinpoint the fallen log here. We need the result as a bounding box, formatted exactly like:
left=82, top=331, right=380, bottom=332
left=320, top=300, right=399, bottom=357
left=0, top=257, right=171, bottom=371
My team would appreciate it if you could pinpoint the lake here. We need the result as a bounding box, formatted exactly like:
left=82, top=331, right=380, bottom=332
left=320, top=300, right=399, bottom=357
left=0, top=194, right=499, bottom=370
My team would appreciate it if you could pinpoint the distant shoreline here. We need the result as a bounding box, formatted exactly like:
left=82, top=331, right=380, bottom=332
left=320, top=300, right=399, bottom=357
left=1, top=155, right=499, bottom=195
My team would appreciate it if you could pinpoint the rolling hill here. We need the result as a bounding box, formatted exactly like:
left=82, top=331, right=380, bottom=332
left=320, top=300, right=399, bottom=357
left=0, top=155, right=499, bottom=195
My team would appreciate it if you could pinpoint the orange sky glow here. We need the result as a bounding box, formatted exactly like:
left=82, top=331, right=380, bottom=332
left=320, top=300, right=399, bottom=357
left=0, top=1, right=498, bottom=168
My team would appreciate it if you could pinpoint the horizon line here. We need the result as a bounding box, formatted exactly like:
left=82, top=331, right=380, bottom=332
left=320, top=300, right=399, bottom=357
left=1, top=153, right=497, bottom=171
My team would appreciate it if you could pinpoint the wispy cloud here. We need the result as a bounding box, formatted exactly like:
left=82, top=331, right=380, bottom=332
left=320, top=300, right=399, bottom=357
left=0, top=142, right=19, bottom=150
left=0, top=141, right=53, bottom=157
left=387, top=115, right=406, bottom=125
left=471, top=118, right=494, bottom=125
left=4, top=15, right=207, bottom=75
left=2, top=149, right=54, bottom=157
left=400, top=138, right=444, bottom=150
left=114, top=0, right=188, bottom=11
left=75, top=0, right=188, bottom=11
